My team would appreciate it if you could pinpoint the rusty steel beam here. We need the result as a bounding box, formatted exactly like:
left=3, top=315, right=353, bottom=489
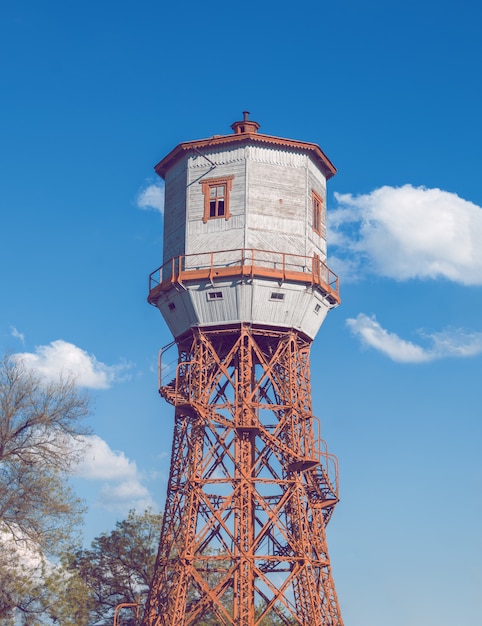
left=142, top=324, right=343, bottom=626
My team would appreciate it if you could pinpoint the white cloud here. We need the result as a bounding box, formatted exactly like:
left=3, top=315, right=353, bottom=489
left=10, top=326, right=25, bottom=344
left=74, top=434, right=138, bottom=480
left=98, top=480, right=156, bottom=512
left=136, top=181, right=165, bottom=213
left=74, top=435, right=157, bottom=513
left=346, top=313, right=482, bottom=363
left=0, top=526, right=44, bottom=571
left=15, top=340, right=131, bottom=389
left=331, top=185, right=482, bottom=285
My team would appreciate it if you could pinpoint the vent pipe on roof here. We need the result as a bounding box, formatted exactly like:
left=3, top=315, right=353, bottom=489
left=231, top=111, right=260, bottom=135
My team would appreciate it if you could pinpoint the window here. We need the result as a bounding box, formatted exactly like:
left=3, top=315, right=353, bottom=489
left=271, top=292, right=285, bottom=301
left=312, top=190, right=324, bottom=236
left=201, top=176, right=234, bottom=223
left=207, top=291, right=223, bottom=301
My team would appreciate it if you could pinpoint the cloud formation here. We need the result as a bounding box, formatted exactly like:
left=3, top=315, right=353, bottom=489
left=330, top=185, right=482, bottom=285
left=136, top=181, right=165, bottom=213
left=98, top=480, right=155, bottom=512
left=75, top=434, right=138, bottom=480
left=15, top=340, right=130, bottom=389
left=0, top=526, right=47, bottom=582
left=10, top=326, right=25, bottom=344
left=346, top=313, right=482, bottom=363
left=75, top=435, right=157, bottom=512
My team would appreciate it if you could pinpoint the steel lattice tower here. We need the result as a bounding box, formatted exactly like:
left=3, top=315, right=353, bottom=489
left=143, top=114, right=343, bottom=626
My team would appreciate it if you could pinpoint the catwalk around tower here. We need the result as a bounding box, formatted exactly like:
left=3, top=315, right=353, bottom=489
left=143, top=113, right=344, bottom=625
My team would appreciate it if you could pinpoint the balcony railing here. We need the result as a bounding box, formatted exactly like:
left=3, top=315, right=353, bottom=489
left=148, top=248, right=340, bottom=304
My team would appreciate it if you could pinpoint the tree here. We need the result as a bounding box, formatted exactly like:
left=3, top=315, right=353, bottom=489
left=66, top=508, right=297, bottom=626
left=68, top=509, right=164, bottom=626
left=0, top=353, right=90, bottom=623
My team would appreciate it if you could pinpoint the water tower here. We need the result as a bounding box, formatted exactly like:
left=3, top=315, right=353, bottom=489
left=143, top=113, right=343, bottom=625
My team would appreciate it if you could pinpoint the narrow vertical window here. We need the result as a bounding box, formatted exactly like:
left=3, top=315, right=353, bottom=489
left=312, top=190, right=324, bottom=236
left=201, top=176, right=234, bottom=223
left=209, top=185, right=225, bottom=217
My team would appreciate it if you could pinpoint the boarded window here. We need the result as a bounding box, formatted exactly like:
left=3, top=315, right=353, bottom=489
left=312, top=190, right=324, bottom=236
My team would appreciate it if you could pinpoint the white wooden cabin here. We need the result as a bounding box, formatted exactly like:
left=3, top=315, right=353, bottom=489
left=148, top=113, right=339, bottom=340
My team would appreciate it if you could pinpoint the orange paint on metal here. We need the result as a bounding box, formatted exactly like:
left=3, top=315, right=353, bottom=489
left=141, top=325, right=343, bottom=626
left=147, top=248, right=340, bottom=308
left=114, top=601, right=140, bottom=625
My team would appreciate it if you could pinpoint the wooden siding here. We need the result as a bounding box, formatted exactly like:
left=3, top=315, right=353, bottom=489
left=246, top=232, right=311, bottom=269
left=157, top=140, right=335, bottom=340
left=247, top=160, right=306, bottom=218
left=246, top=145, right=308, bottom=168
left=162, top=143, right=329, bottom=264
left=307, top=159, right=328, bottom=257
left=188, top=145, right=247, bottom=169
left=163, top=158, right=188, bottom=264
left=153, top=277, right=332, bottom=340
left=158, top=288, right=199, bottom=339
left=187, top=217, right=245, bottom=256
left=186, top=156, right=246, bottom=256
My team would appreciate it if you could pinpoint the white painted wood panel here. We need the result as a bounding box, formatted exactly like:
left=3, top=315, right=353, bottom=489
left=247, top=145, right=308, bottom=168
left=189, top=146, right=248, bottom=168
left=153, top=274, right=333, bottom=339
left=157, top=135, right=335, bottom=340
left=163, top=158, right=188, bottom=263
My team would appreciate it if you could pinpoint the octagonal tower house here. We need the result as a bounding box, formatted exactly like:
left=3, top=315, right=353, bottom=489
left=148, top=111, right=339, bottom=340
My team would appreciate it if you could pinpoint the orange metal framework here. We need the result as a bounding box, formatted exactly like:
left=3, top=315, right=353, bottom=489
left=114, top=601, right=140, bottom=625
left=147, top=248, right=340, bottom=307
left=142, top=324, right=343, bottom=626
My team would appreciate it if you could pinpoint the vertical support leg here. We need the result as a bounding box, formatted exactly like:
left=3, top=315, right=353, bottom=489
left=142, top=326, right=343, bottom=626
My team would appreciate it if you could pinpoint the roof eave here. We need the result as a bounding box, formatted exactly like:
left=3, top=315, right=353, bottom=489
left=154, top=132, right=336, bottom=180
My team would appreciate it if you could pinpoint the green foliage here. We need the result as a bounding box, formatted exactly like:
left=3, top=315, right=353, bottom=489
left=0, top=354, right=90, bottom=551
left=66, top=510, right=297, bottom=625
left=68, top=509, right=163, bottom=626
left=0, top=353, right=301, bottom=625
left=30, top=506, right=296, bottom=625
left=41, top=556, right=93, bottom=626
left=0, top=354, right=90, bottom=624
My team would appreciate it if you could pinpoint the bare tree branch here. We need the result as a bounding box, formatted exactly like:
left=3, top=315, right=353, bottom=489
left=0, top=353, right=91, bottom=622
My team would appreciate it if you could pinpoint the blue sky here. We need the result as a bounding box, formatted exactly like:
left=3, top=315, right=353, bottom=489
left=1, top=1, right=482, bottom=624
